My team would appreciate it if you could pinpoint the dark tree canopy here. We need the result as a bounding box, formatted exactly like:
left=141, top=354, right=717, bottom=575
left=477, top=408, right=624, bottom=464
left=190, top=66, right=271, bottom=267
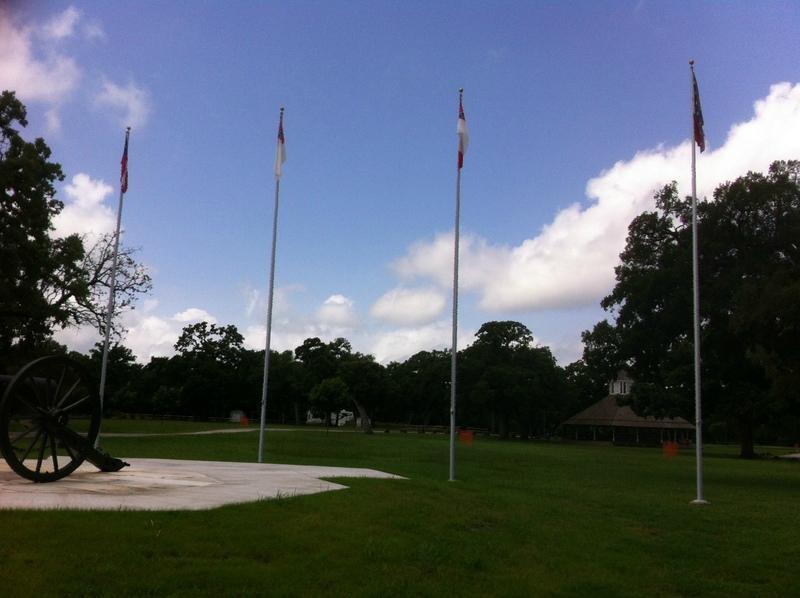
left=0, top=90, right=150, bottom=362
left=174, top=322, right=245, bottom=368
left=309, top=377, right=351, bottom=426
left=595, top=161, right=800, bottom=457
left=338, top=352, right=388, bottom=433
left=1, top=90, right=74, bottom=356
left=294, top=337, right=383, bottom=432
left=472, top=320, right=534, bottom=351
left=461, top=321, right=565, bottom=439
left=386, top=350, right=451, bottom=426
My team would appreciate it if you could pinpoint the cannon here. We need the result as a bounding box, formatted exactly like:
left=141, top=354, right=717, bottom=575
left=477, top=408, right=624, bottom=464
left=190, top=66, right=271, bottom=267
left=0, top=355, right=128, bottom=482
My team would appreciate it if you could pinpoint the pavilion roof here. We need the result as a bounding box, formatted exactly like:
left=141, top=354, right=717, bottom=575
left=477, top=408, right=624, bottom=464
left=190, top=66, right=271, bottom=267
left=562, top=395, right=694, bottom=430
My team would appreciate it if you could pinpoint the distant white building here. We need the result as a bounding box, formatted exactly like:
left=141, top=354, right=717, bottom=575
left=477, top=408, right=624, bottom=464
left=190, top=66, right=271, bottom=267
left=608, top=369, right=633, bottom=396
left=306, top=409, right=356, bottom=426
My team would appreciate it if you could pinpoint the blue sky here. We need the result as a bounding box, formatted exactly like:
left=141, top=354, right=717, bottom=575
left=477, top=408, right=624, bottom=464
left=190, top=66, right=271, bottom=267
left=3, top=1, right=800, bottom=364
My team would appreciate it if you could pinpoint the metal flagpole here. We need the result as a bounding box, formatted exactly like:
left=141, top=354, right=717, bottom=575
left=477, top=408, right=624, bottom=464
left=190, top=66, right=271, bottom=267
left=96, top=126, right=130, bottom=448
left=450, top=166, right=461, bottom=482
left=258, top=108, right=285, bottom=463
left=450, top=88, right=466, bottom=482
left=689, top=61, right=708, bottom=505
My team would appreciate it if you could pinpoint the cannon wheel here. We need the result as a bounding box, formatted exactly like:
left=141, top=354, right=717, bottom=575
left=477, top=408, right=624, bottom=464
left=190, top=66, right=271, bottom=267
left=0, top=356, right=101, bottom=482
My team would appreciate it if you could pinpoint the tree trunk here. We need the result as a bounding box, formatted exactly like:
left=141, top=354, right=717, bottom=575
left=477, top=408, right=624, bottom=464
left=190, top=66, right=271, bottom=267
left=739, top=415, right=756, bottom=458
left=498, top=412, right=509, bottom=440
left=352, top=399, right=373, bottom=434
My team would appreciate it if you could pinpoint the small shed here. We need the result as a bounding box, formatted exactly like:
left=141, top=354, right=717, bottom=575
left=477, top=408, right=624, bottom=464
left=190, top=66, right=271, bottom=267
left=561, top=371, right=694, bottom=445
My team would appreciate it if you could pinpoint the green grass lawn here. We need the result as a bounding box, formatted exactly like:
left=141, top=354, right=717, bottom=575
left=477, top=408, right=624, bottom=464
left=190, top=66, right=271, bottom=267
left=96, top=418, right=252, bottom=435
left=1, top=425, right=798, bottom=597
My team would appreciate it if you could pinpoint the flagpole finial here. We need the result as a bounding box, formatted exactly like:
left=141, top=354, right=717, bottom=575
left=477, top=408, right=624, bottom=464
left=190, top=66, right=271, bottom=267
left=459, top=87, right=463, bottom=94
left=280, top=106, right=284, bottom=113
left=126, top=126, right=131, bottom=132
left=689, top=59, right=695, bottom=67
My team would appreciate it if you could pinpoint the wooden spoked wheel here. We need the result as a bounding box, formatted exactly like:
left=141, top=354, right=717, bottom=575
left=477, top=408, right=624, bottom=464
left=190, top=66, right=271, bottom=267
left=0, top=356, right=101, bottom=482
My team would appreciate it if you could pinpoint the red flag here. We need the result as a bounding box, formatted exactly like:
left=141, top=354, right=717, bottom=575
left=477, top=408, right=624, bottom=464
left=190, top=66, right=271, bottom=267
left=692, top=68, right=705, bottom=153
left=120, top=131, right=129, bottom=193
left=457, top=93, right=469, bottom=169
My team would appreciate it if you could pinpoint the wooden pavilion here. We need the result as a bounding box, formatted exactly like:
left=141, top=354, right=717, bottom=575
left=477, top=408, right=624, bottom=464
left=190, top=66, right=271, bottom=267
left=561, top=371, right=695, bottom=445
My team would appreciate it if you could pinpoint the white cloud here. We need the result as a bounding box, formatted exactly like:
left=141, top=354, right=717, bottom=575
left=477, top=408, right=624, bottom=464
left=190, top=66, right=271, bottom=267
left=116, top=304, right=218, bottom=362
left=52, top=173, right=115, bottom=240
left=368, top=322, right=475, bottom=364
left=371, top=287, right=447, bottom=326
left=40, top=6, right=81, bottom=41
left=55, top=286, right=466, bottom=366
left=124, top=315, right=181, bottom=362
left=316, top=294, right=358, bottom=328
left=243, top=320, right=351, bottom=356
left=369, top=323, right=450, bottom=364
left=394, top=233, right=508, bottom=292
left=243, top=291, right=360, bottom=355
left=120, top=304, right=185, bottom=362
left=44, top=107, right=62, bottom=134
left=243, top=283, right=303, bottom=319
left=243, top=324, right=309, bottom=356
left=52, top=323, right=102, bottom=356
left=0, top=12, right=81, bottom=104
left=95, top=80, right=152, bottom=129
left=244, top=309, right=471, bottom=365
left=0, top=7, right=108, bottom=136
left=82, top=21, right=105, bottom=41
left=244, top=288, right=261, bottom=318
left=393, top=82, right=800, bottom=313
left=55, top=300, right=223, bottom=364
left=173, top=308, right=217, bottom=324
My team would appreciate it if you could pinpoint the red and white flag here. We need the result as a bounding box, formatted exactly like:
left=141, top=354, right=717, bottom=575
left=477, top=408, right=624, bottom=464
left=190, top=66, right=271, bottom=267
left=692, top=68, right=705, bottom=153
left=275, top=109, right=286, bottom=178
left=457, top=94, right=469, bottom=169
left=120, top=132, right=129, bottom=193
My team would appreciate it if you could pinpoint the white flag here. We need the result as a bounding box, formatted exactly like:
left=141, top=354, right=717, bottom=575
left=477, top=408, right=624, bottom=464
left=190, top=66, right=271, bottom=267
left=457, top=95, right=468, bottom=169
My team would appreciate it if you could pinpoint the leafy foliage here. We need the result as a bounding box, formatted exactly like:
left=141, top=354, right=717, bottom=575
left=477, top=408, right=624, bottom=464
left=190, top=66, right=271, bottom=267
left=1, top=90, right=74, bottom=357
left=0, top=90, right=150, bottom=364
left=309, top=377, right=351, bottom=425
left=386, top=350, right=451, bottom=426
left=174, top=322, right=245, bottom=367
left=591, top=161, right=800, bottom=456
left=460, top=321, right=566, bottom=438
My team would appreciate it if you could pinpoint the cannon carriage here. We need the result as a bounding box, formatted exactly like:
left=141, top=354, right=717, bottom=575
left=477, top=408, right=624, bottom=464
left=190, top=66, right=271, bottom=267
left=0, top=355, right=127, bottom=482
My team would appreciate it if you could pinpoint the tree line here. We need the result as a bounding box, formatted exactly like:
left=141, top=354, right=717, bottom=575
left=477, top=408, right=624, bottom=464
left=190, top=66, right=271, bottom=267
left=3, top=89, right=799, bottom=454
left=57, top=320, right=577, bottom=440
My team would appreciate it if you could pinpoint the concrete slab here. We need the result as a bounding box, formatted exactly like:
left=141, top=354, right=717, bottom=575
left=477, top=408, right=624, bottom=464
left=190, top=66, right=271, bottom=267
left=0, top=458, right=404, bottom=511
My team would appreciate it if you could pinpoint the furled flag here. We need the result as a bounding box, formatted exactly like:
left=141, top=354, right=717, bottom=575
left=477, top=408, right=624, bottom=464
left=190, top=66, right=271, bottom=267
left=120, top=131, right=129, bottom=193
left=457, top=91, right=469, bottom=169
left=275, top=108, right=286, bottom=178
left=692, top=66, right=705, bottom=153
